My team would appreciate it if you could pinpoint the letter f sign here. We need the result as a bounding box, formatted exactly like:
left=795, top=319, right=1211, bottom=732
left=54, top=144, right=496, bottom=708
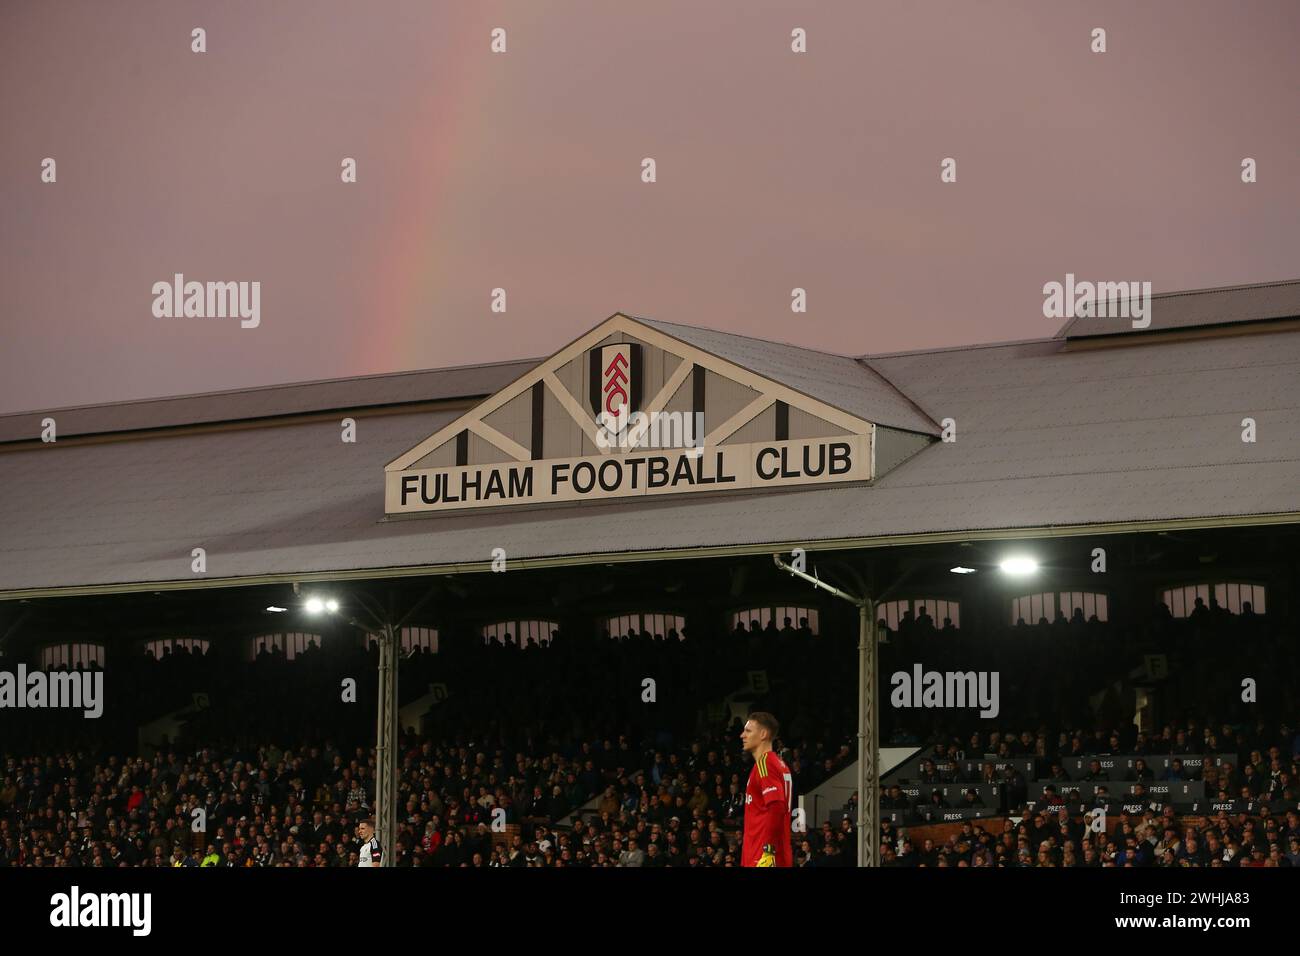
left=600, top=345, right=633, bottom=420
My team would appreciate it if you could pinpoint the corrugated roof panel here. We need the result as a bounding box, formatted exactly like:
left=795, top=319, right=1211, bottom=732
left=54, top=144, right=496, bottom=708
left=1054, top=279, right=1300, bottom=339
left=634, top=316, right=940, bottom=436
left=0, top=359, right=540, bottom=444
left=866, top=335, right=1300, bottom=432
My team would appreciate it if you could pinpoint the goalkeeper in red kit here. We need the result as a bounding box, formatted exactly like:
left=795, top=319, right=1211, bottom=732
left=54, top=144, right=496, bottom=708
left=740, top=711, right=793, bottom=867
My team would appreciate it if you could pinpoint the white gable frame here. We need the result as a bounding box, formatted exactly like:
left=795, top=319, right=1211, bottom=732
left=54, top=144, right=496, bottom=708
left=385, top=313, right=875, bottom=474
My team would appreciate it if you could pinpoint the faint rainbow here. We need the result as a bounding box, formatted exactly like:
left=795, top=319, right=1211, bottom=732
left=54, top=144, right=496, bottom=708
left=363, top=11, right=506, bottom=374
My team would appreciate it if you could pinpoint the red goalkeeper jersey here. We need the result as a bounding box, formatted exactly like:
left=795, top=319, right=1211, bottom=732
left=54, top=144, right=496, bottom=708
left=742, top=750, right=793, bottom=867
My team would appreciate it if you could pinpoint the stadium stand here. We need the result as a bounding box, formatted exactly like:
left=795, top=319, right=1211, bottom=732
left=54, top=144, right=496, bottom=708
left=2, top=597, right=1296, bottom=867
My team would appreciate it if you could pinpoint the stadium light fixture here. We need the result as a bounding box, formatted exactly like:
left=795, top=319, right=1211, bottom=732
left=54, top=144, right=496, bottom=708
left=302, top=596, right=343, bottom=615
left=999, top=556, right=1038, bottom=576
left=265, top=605, right=288, bottom=613
left=949, top=566, right=977, bottom=574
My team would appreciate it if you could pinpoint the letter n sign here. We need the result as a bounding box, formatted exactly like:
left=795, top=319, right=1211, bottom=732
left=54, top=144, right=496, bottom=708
left=589, top=343, right=642, bottom=421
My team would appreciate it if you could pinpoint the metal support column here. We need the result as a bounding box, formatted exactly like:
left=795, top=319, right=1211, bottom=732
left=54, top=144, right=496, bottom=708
left=375, top=620, right=399, bottom=867
left=857, top=600, right=880, bottom=867
left=865, top=598, right=878, bottom=867
left=773, top=553, right=879, bottom=867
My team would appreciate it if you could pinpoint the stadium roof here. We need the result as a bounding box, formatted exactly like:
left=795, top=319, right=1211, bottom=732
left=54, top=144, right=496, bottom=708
left=0, top=358, right=540, bottom=444
left=1053, top=278, right=1300, bottom=340
left=632, top=316, right=939, bottom=435
left=2, top=281, right=1299, bottom=598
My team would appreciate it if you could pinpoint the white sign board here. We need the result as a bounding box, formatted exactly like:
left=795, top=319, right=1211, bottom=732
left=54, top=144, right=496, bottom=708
left=386, top=434, right=871, bottom=514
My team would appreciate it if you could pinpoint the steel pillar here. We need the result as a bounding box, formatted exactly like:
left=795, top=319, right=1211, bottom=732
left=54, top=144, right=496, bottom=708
left=857, top=600, right=880, bottom=866
left=375, top=621, right=399, bottom=866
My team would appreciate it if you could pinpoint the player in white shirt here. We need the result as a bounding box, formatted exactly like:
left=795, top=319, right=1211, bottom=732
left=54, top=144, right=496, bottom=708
left=356, top=819, right=382, bottom=868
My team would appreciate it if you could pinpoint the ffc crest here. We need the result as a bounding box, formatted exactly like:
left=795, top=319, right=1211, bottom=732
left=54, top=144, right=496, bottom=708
left=602, top=346, right=629, bottom=417
left=590, top=343, right=641, bottom=426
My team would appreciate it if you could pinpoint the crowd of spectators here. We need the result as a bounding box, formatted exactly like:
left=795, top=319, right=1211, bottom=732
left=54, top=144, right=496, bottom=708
left=2, top=597, right=1296, bottom=868
left=0, top=721, right=858, bottom=867
left=880, top=803, right=1300, bottom=868
left=875, top=716, right=1300, bottom=867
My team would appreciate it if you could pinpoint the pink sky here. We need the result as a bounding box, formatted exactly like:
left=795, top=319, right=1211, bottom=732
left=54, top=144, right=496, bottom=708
left=2, top=0, right=1297, bottom=414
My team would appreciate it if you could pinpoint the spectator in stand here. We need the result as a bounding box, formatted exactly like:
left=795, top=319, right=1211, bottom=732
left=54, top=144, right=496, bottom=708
left=1128, top=759, right=1154, bottom=782
left=618, top=838, right=645, bottom=867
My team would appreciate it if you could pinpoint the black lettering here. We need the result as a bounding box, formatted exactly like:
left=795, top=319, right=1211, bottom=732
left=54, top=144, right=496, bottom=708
left=672, top=454, right=696, bottom=486
left=484, top=470, right=505, bottom=499
left=802, top=443, right=826, bottom=477
left=715, top=451, right=737, bottom=483
left=460, top=470, right=481, bottom=501
left=419, top=474, right=441, bottom=505
left=625, top=457, right=645, bottom=489
left=695, top=452, right=715, bottom=485
left=551, top=463, right=570, bottom=495
left=443, top=473, right=460, bottom=503
left=572, top=462, right=596, bottom=494
left=400, top=475, right=418, bottom=506
left=598, top=459, right=622, bottom=492
left=828, top=442, right=851, bottom=475
left=780, top=447, right=798, bottom=479
left=509, top=467, right=532, bottom=499
left=648, top=457, right=669, bottom=488
left=756, top=447, right=779, bottom=480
